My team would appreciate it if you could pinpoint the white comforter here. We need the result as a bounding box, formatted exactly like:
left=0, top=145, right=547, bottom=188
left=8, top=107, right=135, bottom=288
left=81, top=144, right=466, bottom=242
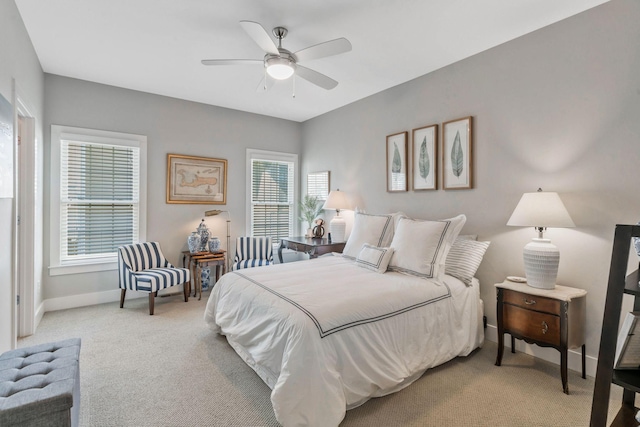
left=204, top=255, right=483, bottom=427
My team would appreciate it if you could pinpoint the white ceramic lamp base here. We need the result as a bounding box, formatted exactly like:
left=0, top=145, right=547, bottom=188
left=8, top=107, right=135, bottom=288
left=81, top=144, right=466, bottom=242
left=523, top=238, right=560, bottom=289
left=329, top=215, right=346, bottom=242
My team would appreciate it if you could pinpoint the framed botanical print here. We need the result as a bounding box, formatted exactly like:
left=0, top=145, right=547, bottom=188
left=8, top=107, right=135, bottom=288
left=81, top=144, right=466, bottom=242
left=386, top=131, right=408, bottom=192
left=442, top=116, right=473, bottom=190
left=411, top=124, right=438, bottom=191
left=166, top=154, right=227, bottom=204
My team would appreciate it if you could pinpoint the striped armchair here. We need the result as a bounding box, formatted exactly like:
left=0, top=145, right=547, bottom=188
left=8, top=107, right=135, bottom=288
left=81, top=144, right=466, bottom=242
left=232, top=237, right=274, bottom=271
left=118, top=242, right=190, bottom=315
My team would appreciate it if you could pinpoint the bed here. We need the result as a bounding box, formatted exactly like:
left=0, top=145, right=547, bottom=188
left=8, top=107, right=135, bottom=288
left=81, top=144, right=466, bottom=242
left=204, top=213, right=488, bottom=426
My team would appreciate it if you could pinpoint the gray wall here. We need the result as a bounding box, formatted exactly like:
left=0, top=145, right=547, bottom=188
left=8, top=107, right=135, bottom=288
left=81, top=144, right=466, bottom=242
left=301, top=0, right=640, bottom=360
left=0, top=1, right=44, bottom=352
left=43, top=75, right=302, bottom=300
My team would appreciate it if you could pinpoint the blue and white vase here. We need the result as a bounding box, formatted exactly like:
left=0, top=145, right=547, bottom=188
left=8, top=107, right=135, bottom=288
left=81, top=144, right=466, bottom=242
left=634, top=221, right=640, bottom=257
left=187, top=232, right=201, bottom=254
left=208, top=237, right=221, bottom=253
left=201, top=267, right=210, bottom=291
left=196, top=219, right=210, bottom=252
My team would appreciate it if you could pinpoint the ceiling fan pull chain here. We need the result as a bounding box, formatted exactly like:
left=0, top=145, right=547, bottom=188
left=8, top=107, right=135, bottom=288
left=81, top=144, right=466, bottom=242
left=292, top=75, right=296, bottom=98
left=264, top=67, right=267, bottom=91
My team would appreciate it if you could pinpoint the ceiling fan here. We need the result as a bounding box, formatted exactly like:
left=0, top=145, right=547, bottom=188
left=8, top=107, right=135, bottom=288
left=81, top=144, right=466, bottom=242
left=201, top=21, right=352, bottom=91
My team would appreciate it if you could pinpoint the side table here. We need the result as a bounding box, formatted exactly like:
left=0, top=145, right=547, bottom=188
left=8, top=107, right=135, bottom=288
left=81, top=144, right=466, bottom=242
left=182, top=251, right=226, bottom=300
left=278, top=236, right=346, bottom=263
left=495, top=280, right=587, bottom=394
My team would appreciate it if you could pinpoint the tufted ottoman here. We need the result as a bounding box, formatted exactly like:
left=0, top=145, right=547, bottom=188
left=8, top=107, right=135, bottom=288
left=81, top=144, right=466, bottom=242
left=0, top=338, right=81, bottom=427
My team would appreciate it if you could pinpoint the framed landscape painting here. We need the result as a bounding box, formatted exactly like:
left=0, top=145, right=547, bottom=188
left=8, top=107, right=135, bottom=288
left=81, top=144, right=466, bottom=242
left=412, top=124, right=437, bottom=191
left=166, top=154, right=227, bottom=204
left=442, top=116, right=473, bottom=190
left=386, top=131, right=408, bottom=192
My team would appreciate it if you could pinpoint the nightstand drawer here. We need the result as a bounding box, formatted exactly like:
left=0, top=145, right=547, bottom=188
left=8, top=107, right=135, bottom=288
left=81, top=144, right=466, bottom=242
left=503, top=304, right=560, bottom=346
left=503, top=289, right=561, bottom=315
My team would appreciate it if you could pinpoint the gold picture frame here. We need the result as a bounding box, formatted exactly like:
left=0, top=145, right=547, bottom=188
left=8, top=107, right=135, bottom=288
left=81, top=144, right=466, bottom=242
left=442, top=116, right=473, bottom=190
left=166, top=154, right=227, bottom=204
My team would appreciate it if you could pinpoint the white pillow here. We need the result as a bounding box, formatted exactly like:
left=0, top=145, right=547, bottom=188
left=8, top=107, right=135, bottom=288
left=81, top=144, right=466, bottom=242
left=355, top=244, right=394, bottom=274
left=445, top=238, right=490, bottom=286
left=388, top=215, right=466, bottom=279
left=343, top=212, right=395, bottom=258
left=457, top=234, right=477, bottom=241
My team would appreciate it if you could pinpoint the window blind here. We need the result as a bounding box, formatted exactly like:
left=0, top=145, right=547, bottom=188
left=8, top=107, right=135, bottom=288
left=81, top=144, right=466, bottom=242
left=251, top=159, right=294, bottom=240
left=307, top=171, right=329, bottom=200
left=60, top=140, right=140, bottom=260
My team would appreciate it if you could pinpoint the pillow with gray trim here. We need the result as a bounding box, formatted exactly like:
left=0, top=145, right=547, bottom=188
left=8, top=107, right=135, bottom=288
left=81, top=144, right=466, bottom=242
left=355, top=244, right=394, bottom=274
left=343, top=212, right=394, bottom=258
left=388, top=214, right=466, bottom=280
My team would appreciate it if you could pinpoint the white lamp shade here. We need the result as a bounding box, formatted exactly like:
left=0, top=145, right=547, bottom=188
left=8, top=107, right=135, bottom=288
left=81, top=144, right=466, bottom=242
left=322, top=190, right=350, bottom=211
left=507, top=190, right=574, bottom=290
left=507, top=191, right=574, bottom=228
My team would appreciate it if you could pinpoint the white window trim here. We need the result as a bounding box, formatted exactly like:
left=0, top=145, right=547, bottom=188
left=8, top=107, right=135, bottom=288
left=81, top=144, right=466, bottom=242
left=245, top=148, right=298, bottom=242
left=49, top=125, right=147, bottom=276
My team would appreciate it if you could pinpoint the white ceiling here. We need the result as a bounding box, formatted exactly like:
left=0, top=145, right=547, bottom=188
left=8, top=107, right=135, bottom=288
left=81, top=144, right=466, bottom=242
left=15, top=0, right=608, bottom=122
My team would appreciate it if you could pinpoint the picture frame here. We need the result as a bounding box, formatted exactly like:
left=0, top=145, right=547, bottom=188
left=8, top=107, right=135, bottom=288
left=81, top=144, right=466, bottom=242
left=386, top=131, right=408, bottom=192
left=442, top=116, right=473, bottom=190
left=166, top=154, right=227, bottom=204
left=615, top=312, right=640, bottom=369
left=411, top=124, right=438, bottom=191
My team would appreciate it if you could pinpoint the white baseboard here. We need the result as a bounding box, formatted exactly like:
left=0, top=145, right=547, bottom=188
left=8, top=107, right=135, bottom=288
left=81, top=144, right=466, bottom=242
left=43, top=288, right=152, bottom=313
left=485, top=324, right=597, bottom=378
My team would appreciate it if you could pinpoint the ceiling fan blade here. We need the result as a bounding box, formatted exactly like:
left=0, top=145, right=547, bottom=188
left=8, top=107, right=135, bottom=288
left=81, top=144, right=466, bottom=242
left=201, top=59, right=263, bottom=66
left=294, top=38, right=352, bottom=62
left=296, top=65, right=338, bottom=90
left=239, top=21, right=279, bottom=55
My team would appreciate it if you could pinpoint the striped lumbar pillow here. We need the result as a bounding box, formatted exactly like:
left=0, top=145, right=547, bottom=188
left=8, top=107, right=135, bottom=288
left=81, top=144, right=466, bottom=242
left=445, top=238, right=490, bottom=286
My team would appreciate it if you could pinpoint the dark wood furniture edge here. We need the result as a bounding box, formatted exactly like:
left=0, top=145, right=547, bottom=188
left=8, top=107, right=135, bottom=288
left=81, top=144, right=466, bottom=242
left=590, top=225, right=640, bottom=427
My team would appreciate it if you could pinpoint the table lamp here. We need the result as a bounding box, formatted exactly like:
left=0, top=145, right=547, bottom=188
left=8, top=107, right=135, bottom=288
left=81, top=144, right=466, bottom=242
left=204, top=209, right=231, bottom=272
left=507, top=188, right=575, bottom=289
left=322, top=189, right=350, bottom=242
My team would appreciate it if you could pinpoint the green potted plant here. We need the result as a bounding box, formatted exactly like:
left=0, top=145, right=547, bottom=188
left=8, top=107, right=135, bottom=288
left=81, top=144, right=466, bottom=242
left=299, top=195, right=322, bottom=237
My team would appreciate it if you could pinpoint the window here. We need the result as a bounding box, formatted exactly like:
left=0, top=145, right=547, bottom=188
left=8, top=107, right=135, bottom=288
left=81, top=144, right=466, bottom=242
left=246, top=149, right=298, bottom=241
left=50, top=125, right=147, bottom=275
left=307, top=171, right=330, bottom=201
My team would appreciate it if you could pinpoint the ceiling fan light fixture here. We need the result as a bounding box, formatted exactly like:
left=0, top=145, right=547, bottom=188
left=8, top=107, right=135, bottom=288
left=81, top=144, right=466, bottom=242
left=266, top=57, right=296, bottom=80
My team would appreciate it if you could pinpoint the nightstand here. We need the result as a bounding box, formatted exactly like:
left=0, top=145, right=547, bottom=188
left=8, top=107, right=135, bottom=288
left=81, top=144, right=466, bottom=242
left=495, top=280, right=587, bottom=394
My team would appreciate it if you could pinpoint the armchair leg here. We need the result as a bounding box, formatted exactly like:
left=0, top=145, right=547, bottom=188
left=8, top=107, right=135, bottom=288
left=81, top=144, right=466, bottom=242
left=149, top=292, right=155, bottom=315
left=183, top=281, right=189, bottom=302
left=120, top=289, right=126, bottom=308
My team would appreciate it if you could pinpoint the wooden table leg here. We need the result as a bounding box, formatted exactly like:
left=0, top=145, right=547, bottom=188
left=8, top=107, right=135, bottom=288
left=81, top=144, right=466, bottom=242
left=561, top=347, right=569, bottom=394
left=495, top=289, right=505, bottom=366
left=582, top=344, right=586, bottom=379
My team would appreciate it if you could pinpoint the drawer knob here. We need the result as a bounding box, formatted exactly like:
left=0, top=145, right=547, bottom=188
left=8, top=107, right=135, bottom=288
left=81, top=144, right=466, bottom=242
left=542, top=321, right=548, bottom=334
left=524, top=298, right=536, bottom=305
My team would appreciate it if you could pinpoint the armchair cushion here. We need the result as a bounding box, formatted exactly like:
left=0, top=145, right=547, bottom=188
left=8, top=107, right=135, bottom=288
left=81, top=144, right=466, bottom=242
left=118, top=242, right=190, bottom=292
left=233, top=237, right=273, bottom=271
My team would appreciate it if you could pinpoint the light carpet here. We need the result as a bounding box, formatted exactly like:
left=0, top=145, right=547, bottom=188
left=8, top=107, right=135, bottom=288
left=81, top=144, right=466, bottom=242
left=18, top=292, right=622, bottom=426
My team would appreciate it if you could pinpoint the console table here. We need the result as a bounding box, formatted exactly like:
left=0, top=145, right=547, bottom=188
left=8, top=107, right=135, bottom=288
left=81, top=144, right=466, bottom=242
left=278, top=236, right=346, bottom=263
